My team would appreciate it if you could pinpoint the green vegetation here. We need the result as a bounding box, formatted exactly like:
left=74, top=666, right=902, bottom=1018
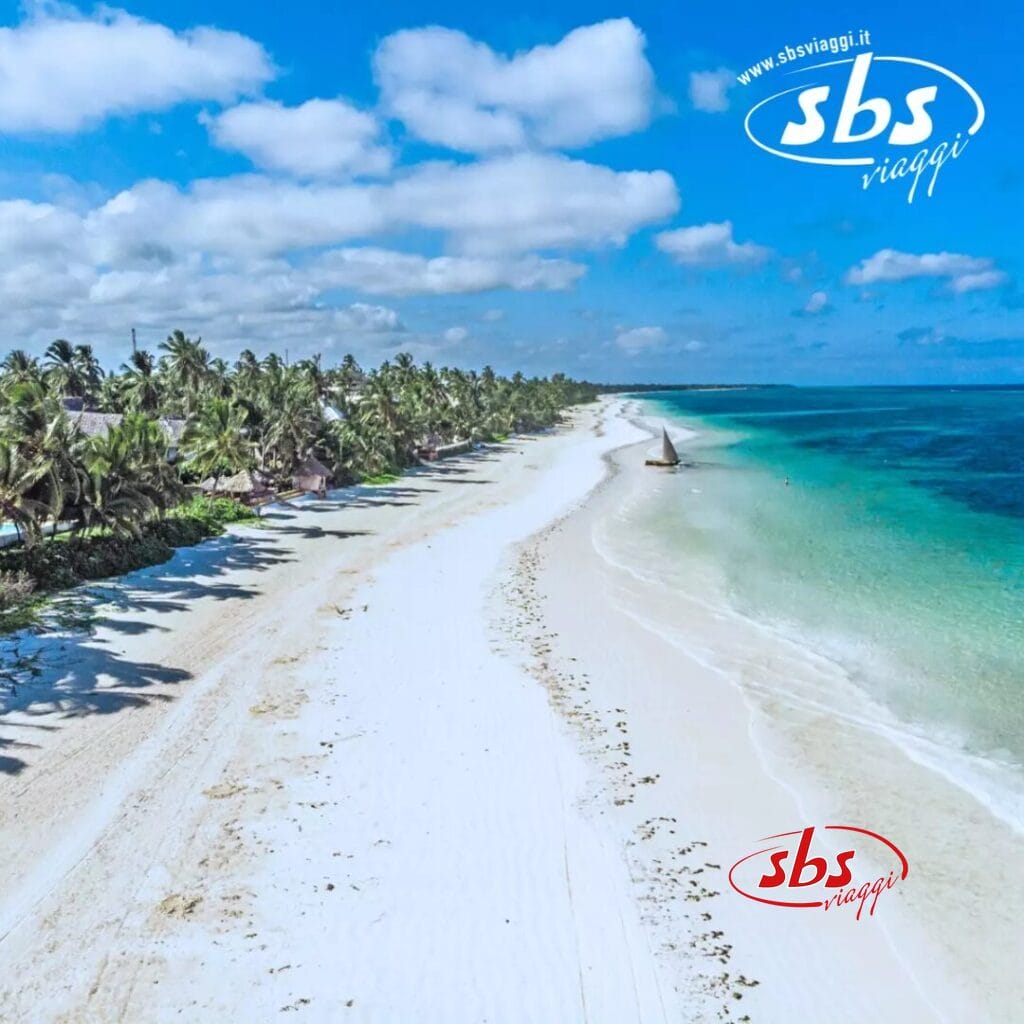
left=359, top=473, right=401, bottom=485
left=0, top=570, right=40, bottom=633
left=0, top=336, right=595, bottom=628
left=0, top=494, right=252, bottom=598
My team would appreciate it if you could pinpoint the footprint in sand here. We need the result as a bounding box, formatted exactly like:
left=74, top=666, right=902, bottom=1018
left=203, top=781, right=247, bottom=799
left=157, top=893, right=202, bottom=919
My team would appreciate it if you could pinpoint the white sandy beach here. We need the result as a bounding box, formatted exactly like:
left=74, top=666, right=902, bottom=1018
left=0, top=398, right=1018, bottom=1022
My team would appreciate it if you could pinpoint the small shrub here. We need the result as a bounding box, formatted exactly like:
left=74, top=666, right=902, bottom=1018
left=171, top=496, right=255, bottom=530
left=0, top=570, right=35, bottom=612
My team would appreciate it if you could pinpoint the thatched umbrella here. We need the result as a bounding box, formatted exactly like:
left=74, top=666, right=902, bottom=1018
left=199, top=469, right=269, bottom=497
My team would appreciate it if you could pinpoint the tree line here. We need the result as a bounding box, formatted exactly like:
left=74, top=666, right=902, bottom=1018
left=0, top=333, right=596, bottom=547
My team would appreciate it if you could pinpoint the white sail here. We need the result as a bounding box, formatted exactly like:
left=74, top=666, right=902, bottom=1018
left=661, top=427, right=679, bottom=464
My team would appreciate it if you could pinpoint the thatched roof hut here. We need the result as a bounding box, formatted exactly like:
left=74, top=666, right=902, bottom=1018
left=70, top=410, right=186, bottom=459
left=73, top=411, right=124, bottom=437
left=199, top=468, right=270, bottom=498
left=158, top=416, right=187, bottom=455
left=292, top=455, right=331, bottom=495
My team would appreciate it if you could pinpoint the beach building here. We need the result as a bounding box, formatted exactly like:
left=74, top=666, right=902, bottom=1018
left=62, top=400, right=187, bottom=462
left=292, top=455, right=332, bottom=496
left=198, top=468, right=272, bottom=502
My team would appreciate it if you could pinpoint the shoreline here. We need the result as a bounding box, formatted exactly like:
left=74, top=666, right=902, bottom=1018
left=520, top=398, right=1020, bottom=1022
left=1, top=396, right=1019, bottom=1021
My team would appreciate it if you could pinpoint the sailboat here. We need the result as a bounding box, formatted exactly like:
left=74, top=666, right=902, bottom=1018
left=645, top=426, right=680, bottom=467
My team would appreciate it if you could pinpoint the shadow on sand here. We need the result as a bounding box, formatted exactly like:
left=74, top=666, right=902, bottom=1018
left=0, top=530, right=298, bottom=776
left=0, top=444, right=513, bottom=775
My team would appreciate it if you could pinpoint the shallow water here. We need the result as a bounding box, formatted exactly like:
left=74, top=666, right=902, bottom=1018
left=611, top=388, right=1024, bottom=828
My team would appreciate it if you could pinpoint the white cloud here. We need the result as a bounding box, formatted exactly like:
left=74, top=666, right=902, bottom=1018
left=310, top=248, right=584, bottom=296
left=804, top=290, right=829, bottom=314
left=85, top=154, right=676, bottom=259
left=0, top=190, right=593, bottom=354
left=615, top=325, right=666, bottom=354
left=481, top=308, right=505, bottom=322
left=340, top=302, right=404, bottom=332
left=844, top=249, right=1006, bottom=292
left=443, top=326, right=469, bottom=343
left=688, top=68, right=735, bottom=113
left=0, top=8, right=682, bottom=360
left=949, top=270, right=1007, bottom=294
left=205, top=98, right=391, bottom=178
left=0, top=198, right=85, bottom=260
left=0, top=242, right=405, bottom=357
left=387, top=154, right=677, bottom=254
left=374, top=19, right=654, bottom=152
left=86, top=176, right=386, bottom=262
left=0, top=6, right=274, bottom=133
left=682, top=339, right=705, bottom=351
left=656, top=221, right=771, bottom=267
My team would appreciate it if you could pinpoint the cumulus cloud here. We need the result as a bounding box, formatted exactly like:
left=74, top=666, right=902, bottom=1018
left=0, top=149, right=673, bottom=350
left=799, top=290, right=833, bottom=316
left=0, top=6, right=274, bottom=133
left=339, top=302, right=404, bottom=332
left=387, top=154, right=677, bottom=254
left=374, top=19, right=654, bottom=152
left=656, top=221, right=771, bottom=267
left=844, top=249, right=1007, bottom=292
left=443, top=326, right=469, bottom=343
left=310, top=249, right=583, bottom=296
left=0, top=243, right=405, bottom=356
left=615, top=325, right=666, bottom=354
left=205, top=98, right=391, bottom=178
left=85, top=154, right=677, bottom=259
left=0, top=188, right=591, bottom=351
left=949, top=270, right=1007, bottom=294
left=0, top=15, right=684, bottom=358
left=688, top=68, right=735, bottom=113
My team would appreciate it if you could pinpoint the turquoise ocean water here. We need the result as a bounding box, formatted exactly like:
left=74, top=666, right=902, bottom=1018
left=631, top=387, right=1024, bottom=806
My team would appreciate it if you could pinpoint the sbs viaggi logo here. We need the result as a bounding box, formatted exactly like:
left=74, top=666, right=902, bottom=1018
left=739, top=32, right=985, bottom=203
left=728, top=825, right=909, bottom=921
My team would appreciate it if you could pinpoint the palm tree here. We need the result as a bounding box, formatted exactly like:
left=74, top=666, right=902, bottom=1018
left=1, top=350, right=42, bottom=385
left=77, top=418, right=170, bottom=537
left=44, top=339, right=87, bottom=400
left=357, top=372, right=415, bottom=470
left=74, top=344, right=104, bottom=402
left=233, top=349, right=262, bottom=399
left=0, top=439, right=52, bottom=546
left=2, top=338, right=595, bottom=540
left=264, top=377, right=320, bottom=475
left=160, top=330, right=211, bottom=416
left=181, top=399, right=252, bottom=492
left=121, top=349, right=161, bottom=413
left=0, top=381, right=85, bottom=523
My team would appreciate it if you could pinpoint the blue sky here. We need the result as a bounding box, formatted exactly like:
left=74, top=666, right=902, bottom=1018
left=0, top=0, right=1020, bottom=383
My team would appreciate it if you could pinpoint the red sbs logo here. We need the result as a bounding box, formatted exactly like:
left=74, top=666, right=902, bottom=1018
left=729, top=825, right=909, bottom=921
